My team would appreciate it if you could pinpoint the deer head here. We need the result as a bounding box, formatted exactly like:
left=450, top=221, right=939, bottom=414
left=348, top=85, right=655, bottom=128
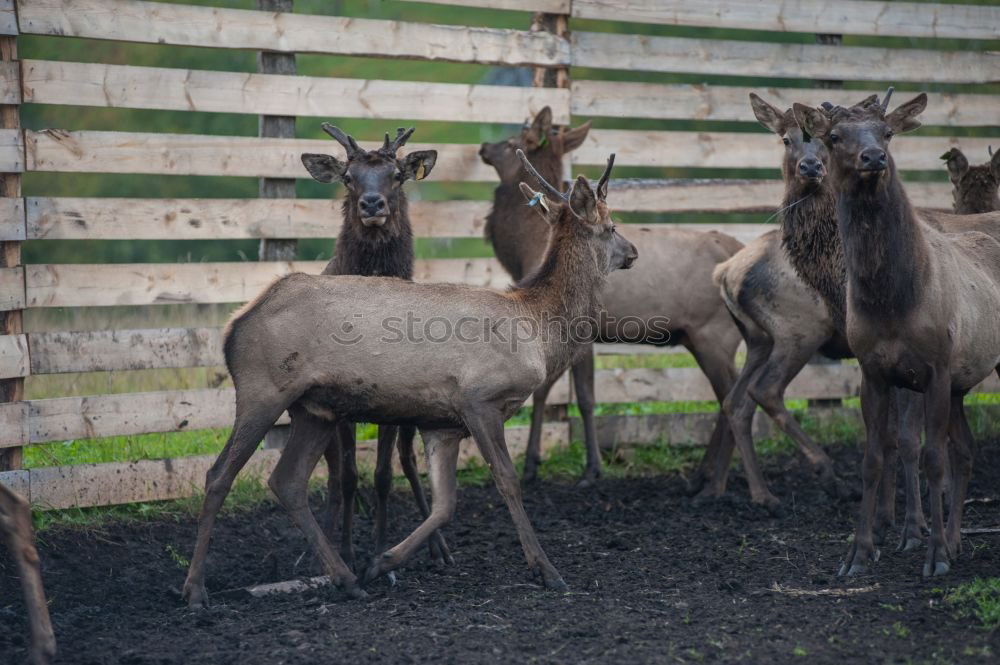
left=749, top=92, right=831, bottom=187
left=479, top=106, right=591, bottom=184
left=301, top=124, right=437, bottom=227
left=940, top=147, right=1000, bottom=214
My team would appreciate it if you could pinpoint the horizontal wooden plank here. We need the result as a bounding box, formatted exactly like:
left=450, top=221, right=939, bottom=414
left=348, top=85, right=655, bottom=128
left=22, top=59, right=571, bottom=124
left=572, top=81, right=1000, bottom=128
left=398, top=0, right=570, bottom=13
left=573, top=31, right=1000, bottom=84
left=0, top=470, right=29, bottom=500
left=579, top=130, right=998, bottom=172
left=24, top=130, right=495, bottom=180
left=0, top=197, right=24, bottom=241
left=17, top=0, right=569, bottom=66
left=0, top=266, right=24, bottom=310
left=29, top=327, right=221, bottom=374
left=609, top=179, right=953, bottom=213
left=24, top=258, right=510, bottom=307
left=0, top=60, right=18, bottom=104
left=0, top=127, right=23, bottom=172
left=0, top=333, right=28, bottom=379
left=572, top=0, right=1000, bottom=41
left=0, top=401, right=28, bottom=448
left=26, top=198, right=492, bottom=240
left=0, top=0, right=15, bottom=36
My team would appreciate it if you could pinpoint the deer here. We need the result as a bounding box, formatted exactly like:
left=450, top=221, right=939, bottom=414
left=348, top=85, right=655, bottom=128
left=181, top=152, right=637, bottom=606
left=300, top=125, right=452, bottom=577
left=480, top=106, right=743, bottom=488
left=794, top=89, right=1000, bottom=577
left=0, top=483, right=56, bottom=665
left=941, top=146, right=1000, bottom=214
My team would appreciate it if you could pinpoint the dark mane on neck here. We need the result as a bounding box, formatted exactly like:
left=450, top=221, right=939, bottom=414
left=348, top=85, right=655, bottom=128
left=323, top=190, right=414, bottom=279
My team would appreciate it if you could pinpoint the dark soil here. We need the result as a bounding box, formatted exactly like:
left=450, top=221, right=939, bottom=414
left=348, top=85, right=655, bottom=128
left=3, top=441, right=1000, bottom=665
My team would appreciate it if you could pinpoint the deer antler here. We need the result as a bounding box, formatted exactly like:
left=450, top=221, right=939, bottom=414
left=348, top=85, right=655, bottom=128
left=990, top=145, right=994, bottom=158
left=596, top=153, right=615, bottom=201
left=516, top=149, right=567, bottom=201
left=382, top=127, right=416, bottom=156
left=880, top=86, right=894, bottom=114
left=321, top=123, right=362, bottom=158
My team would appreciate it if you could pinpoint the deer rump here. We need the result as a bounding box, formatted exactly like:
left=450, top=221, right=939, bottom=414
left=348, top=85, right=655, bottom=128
left=225, top=273, right=547, bottom=428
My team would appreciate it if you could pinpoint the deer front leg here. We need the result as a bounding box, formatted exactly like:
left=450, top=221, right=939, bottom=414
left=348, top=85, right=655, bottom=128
left=397, top=425, right=453, bottom=566
left=362, top=428, right=461, bottom=585
left=922, top=369, right=952, bottom=577
left=895, top=389, right=926, bottom=552
left=0, top=484, right=56, bottom=665
left=572, top=347, right=602, bottom=487
left=337, top=420, right=358, bottom=571
left=522, top=375, right=558, bottom=485
left=945, top=395, right=974, bottom=559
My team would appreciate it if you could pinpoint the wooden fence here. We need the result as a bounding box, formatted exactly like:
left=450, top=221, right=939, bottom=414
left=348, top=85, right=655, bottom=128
left=0, top=0, right=997, bottom=509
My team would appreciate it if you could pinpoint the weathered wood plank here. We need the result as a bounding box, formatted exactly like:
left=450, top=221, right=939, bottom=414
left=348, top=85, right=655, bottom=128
left=0, top=333, right=27, bottom=379
left=0, top=0, right=15, bottom=36
left=0, top=127, right=22, bottom=172
left=17, top=0, right=570, bottom=66
left=0, top=401, right=27, bottom=447
left=572, top=0, right=1000, bottom=41
left=26, top=198, right=492, bottom=240
left=0, top=60, right=17, bottom=104
left=0, top=197, right=24, bottom=241
left=397, top=0, right=570, bottom=13
left=572, top=81, right=1000, bottom=128
left=578, top=130, right=998, bottom=172
left=29, top=328, right=221, bottom=374
left=0, top=470, right=28, bottom=499
left=0, top=266, right=23, bottom=310
left=24, top=258, right=510, bottom=307
left=573, top=31, right=1000, bottom=84
left=24, top=130, right=495, bottom=181
left=22, top=59, right=570, bottom=124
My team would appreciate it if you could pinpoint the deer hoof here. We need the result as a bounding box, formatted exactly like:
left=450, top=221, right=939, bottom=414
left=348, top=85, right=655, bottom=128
left=545, top=576, right=569, bottom=592
left=923, top=543, right=951, bottom=578
left=344, top=582, right=369, bottom=600
left=183, top=582, right=210, bottom=609
left=897, top=535, right=923, bottom=553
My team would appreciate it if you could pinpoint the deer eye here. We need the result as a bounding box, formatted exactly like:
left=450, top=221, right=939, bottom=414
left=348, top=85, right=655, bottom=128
left=341, top=172, right=352, bottom=185
left=781, top=137, right=791, bottom=146
left=885, top=129, right=895, bottom=140
left=829, top=134, right=840, bottom=144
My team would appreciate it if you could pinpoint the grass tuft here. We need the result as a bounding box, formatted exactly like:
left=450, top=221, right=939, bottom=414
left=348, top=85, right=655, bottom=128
left=944, top=578, right=1000, bottom=630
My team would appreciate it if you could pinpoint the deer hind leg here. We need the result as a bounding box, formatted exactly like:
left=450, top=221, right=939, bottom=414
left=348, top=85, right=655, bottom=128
left=183, top=401, right=286, bottom=608
left=0, top=484, right=56, bottom=665
left=465, top=404, right=566, bottom=590
left=840, top=371, right=892, bottom=577
left=895, top=389, right=926, bottom=552
left=397, top=425, right=453, bottom=566
left=921, top=369, right=952, bottom=577
left=363, top=427, right=461, bottom=585
left=522, top=374, right=558, bottom=485
left=944, top=394, right=974, bottom=559
left=572, top=345, right=601, bottom=487
left=699, top=334, right=774, bottom=507
left=268, top=407, right=366, bottom=599
left=321, top=429, right=342, bottom=545
left=686, top=332, right=739, bottom=497
left=873, top=389, right=901, bottom=547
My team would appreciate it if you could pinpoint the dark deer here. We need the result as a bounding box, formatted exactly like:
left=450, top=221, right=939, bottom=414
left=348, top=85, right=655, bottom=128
left=480, top=107, right=742, bottom=487
left=795, top=90, right=1000, bottom=577
left=941, top=146, right=1000, bottom=214
left=302, top=125, right=449, bottom=578
left=182, top=152, right=636, bottom=604
left=1, top=483, right=56, bottom=665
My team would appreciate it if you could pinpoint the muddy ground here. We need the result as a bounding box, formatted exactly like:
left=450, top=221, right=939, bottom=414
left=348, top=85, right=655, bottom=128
left=3, top=441, right=999, bottom=665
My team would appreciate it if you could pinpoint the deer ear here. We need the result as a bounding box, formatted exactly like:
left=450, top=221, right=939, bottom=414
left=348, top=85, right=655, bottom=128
left=940, top=148, right=969, bottom=182
left=526, top=106, right=553, bottom=150
left=990, top=147, right=1000, bottom=182
left=301, top=153, right=347, bottom=183
left=749, top=93, right=786, bottom=135
left=886, top=93, right=926, bottom=134
left=792, top=103, right=831, bottom=140
left=569, top=174, right=598, bottom=222
left=400, top=150, right=437, bottom=181
left=560, top=120, right=592, bottom=153
left=518, top=182, right=555, bottom=221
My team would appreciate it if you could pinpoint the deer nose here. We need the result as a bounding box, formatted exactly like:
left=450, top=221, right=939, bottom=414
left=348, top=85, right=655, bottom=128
left=622, top=243, right=638, bottom=269
left=859, top=148, right=887, bottom=171
left=798, top=157, right=824, bottom=179
left=359, top=193, right=386, bottom=217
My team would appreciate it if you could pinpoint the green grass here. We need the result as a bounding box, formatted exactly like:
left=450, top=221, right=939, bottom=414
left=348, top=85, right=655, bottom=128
left=943, top=578, right=1000, bottom=630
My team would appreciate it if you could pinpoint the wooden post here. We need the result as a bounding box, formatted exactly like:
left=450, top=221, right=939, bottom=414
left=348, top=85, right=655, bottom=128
left=808, top=32, right=844, bottom=410
left=0, top=2, right=24, bottom=472
left=258, top=0, right=296, bottom=448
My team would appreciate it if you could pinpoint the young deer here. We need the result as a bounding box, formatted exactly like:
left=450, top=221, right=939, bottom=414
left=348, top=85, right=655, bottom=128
left=481, top=107, right=743, bottom=487
left=300, top=124, right=451, bottom=574
left=182, top=153, right=636, bottom=605
left=1, top=483, right=56, bottom=665
left=795, top=90, right=1000, bottom=577
left=941, top=146, right=1000, bottom=214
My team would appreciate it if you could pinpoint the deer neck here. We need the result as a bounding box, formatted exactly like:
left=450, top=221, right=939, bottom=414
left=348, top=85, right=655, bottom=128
left=836, top=162, right=927, bottom=323
left=323, top=193, right=414, bottom=278
left=779, top=179, right=846, bottom=332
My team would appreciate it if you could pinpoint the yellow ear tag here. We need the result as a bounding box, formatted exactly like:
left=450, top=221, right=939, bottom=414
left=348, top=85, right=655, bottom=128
left=415, top=163, right=426, bottom=180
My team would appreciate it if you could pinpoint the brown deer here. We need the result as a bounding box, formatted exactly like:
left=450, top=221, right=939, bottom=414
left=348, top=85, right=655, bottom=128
left=795, top=90, right=1000, bottom=577
left=0, top=483, right=56, bottom=665
left=941, top=147, right=1000, bottom=214
left=300, top=125, right=451, bottom=577
left=480, top=107, right=743, bottom=487
left=182, top=152, right=636, bottom=605
left=703, top=96, right=852, bottom=509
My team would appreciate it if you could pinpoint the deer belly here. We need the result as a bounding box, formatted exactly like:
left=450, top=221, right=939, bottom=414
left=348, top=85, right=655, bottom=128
left=298, top=381, right=463, bottom=428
